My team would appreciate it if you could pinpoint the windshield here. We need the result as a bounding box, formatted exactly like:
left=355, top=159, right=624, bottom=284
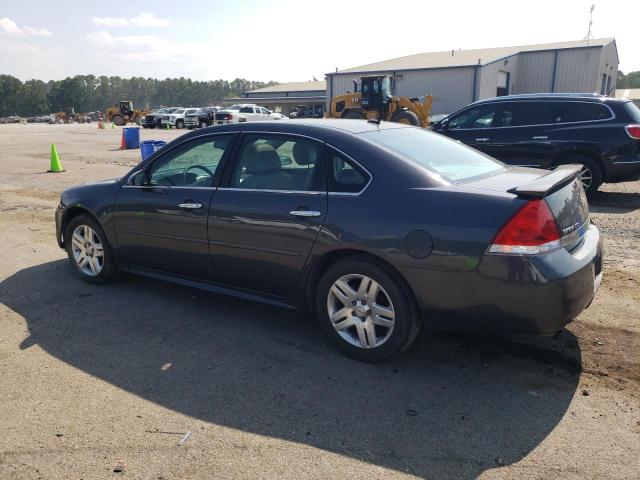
left=625, top=101, right=640, bottom=122
left=360, top=128, right=506, bottom=182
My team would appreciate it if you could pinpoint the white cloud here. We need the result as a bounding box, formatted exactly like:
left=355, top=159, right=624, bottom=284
left=92, top=13, right=170, bottom=28
left=23, top=26, right=52, bottom=37
left=0, top=17, right=52, bottom=37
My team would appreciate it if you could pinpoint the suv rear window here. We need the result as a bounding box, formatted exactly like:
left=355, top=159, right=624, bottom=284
left=624, top=101, right=640, bottom=122
left=549, top=102, right=612, bottom=123
left=360, top=128, right=505, bottom=182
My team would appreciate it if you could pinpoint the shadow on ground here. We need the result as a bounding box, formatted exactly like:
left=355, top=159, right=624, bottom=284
left=590, top=190, right=640, bottom=214
left=0, top=260, right=582, bottom=479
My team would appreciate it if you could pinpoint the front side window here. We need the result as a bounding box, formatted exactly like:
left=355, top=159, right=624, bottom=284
left=260, top=107, right=269, bottom=114
left=361, top=128, right=505, bottom=183
left=148, top=135, right=233, bottom=187
left=550, top=102, right=612, bottom=123
left=327, top=149, right=370, bottom=193
left=230, top=135, right=322, bottom=191
left=447, top=105, right=498, bottom=129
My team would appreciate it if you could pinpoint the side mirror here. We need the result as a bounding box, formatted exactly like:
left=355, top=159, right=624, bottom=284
left=128, top=169, right=150, bottom=186
left=439, top=119, right=449, bottom=130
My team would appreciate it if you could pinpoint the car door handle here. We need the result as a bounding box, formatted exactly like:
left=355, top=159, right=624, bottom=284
left=178, top=202, right=203, bottom=209
left=532, top=136, right=548, bottom=140
left=475, top=137, right=490, bottom=142
left=290, top=210, right=322, bottom=217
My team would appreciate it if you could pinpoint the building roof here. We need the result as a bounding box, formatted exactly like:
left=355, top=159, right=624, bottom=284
left=616, top=88, right=640, bottom=100
left=332, top=38, right=616, bottom=74
left=245, top=81, right=326, bottom=94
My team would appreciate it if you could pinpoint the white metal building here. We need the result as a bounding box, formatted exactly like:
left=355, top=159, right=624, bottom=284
left=326, top=38, right=619, bottom=115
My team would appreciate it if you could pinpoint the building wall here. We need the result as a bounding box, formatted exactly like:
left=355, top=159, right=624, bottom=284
left=513, top=51, right=556, bottom=93
left=553, top=47, right=602, bottom=92
left=477, top=54, right=519, bottom=99
left=327, top=67, right=475, bottom=115
left=244, top=90, right=326, bottom=99
left=598, top=41, right=618, bottom=95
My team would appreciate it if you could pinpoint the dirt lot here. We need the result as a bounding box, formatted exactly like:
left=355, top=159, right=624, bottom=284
left=0, top=123, right=638, bottom=479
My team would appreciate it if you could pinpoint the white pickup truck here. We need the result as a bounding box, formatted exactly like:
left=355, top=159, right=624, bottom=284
left=214, top=104, right=275, bottom=124
left=161, top=108, right=200, bottom=129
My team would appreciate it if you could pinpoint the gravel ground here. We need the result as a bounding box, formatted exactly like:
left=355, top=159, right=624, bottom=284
left=0, top=123, right=638, bottom=480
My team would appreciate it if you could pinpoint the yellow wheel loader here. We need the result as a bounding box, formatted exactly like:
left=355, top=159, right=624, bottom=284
left=325, top=75, right=433, bottom=127
left=105, top=101, right=150, bottom=126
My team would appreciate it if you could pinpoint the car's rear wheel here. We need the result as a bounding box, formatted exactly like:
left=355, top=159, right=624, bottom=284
left=316, top=256, right=420, bottom=362
left=65, top=214, right=118, bottom=284
left=559, top=155, right=602, bottom=194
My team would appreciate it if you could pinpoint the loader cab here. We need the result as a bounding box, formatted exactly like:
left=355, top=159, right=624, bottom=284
left=119, top=101, right=134, bottom=115
left=360, top=75, right=393, bottom=112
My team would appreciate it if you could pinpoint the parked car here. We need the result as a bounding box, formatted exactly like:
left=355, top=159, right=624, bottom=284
left=55, top=120, right=602, bottom=362
left=143, top=107, right=182, bottom=129
left=185, top=107, right=220, bottom=129
left=431, top=93, right=640, bottom=194
left=269, top=112, right=289, bottom=120
left=161, top=108, right=199, bottom=129
left=214, top=104, right=271, bottom=124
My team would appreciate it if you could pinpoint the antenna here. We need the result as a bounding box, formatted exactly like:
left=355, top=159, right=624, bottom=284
left=584, top=4, right=595, bottom=44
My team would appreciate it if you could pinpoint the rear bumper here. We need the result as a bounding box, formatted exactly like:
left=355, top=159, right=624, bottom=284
left=607, top=154, right=640, bottom=182
left=408, top=224, right=603, bottom=334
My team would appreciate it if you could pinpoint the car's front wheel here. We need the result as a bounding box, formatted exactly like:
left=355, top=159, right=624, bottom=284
left=176, top=119, right=185, bottom=129
left=200, top=121, right=208, bottom=128
left=316, top=256, right=420, bottom=362
left=65, top=214, right=118, bottom=284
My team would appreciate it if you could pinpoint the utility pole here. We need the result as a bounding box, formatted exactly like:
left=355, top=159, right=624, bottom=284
left=584, top=4, right=595, bottom=44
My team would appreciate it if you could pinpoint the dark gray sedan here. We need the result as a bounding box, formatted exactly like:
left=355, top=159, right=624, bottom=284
left=55, top=120, right=603, bottom=361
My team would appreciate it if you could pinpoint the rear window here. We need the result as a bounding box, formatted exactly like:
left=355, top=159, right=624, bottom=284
left=360, top=128, right=506, bottom=182
left=549, top=102, right=612, bottom=123
left=624, top=101, right=640, bottom=122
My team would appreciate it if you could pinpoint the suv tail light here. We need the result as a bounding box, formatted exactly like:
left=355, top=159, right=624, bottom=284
left=625, top=125, right=640, bottom=139
left=488, top=199, right=561, bottom=255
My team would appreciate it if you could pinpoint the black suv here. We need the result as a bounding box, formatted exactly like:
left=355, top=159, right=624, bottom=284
left=431, top=93, right=640, bottom=193
left=185, top=107, right=218, bottom=129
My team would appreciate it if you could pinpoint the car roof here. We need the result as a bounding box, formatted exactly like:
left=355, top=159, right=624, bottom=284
left=473, top=93, right=624, bottom=105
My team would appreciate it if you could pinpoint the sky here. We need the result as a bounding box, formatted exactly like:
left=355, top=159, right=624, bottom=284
left=0, top=0, right=639, bottom=82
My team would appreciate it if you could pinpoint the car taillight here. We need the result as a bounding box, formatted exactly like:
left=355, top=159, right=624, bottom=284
left=625, top=124, right=640, bottom=139
left=488, top=199, right=561, bottom=255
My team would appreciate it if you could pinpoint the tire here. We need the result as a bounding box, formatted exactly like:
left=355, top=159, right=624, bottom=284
left=200, top=121, right=208, bottom=128
left=112, top=114, right=126, bottom=127
left=558, top=155, right=602, bottom=195
left=391, top=109, right=420, bottom=126
left=342, top=110, right=366, bottom=120
left=148, top=125, right=155, bottom=129
left=65, top=214, right=118, bottom=284
left=187, top=126, right=195, bottom=130
left=315, top=255, right=420, bottom=362
left=176, top=119, right=185, bottom=129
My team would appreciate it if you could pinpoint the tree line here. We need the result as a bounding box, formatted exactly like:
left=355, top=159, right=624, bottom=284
left=617, top=71, right=640, bottom=90
left=0, top=74, right=278, bottom=117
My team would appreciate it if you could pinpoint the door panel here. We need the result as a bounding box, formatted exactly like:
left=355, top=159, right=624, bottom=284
left=115, top=186, right=215, bottom=278
left=208, top=190, right=327, bottom=297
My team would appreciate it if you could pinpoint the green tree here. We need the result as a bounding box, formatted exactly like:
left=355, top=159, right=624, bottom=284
left=17, top=80, right=49, bottom=115
left=0, top=75, right=22, bottom=116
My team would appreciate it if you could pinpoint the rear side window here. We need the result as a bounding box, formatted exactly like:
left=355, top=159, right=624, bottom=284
left=550, top=102, right=612, bottom=123
left=239, top=106, right=254, bottom=113
left=494, top=102, right=552, bottom=127
left=327, top=149, right=370, bottom=193
left=624, top=101, right=640, bottom=122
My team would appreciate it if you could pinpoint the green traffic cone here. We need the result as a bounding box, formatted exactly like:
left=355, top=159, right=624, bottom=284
left=48, top=144, right=64, bottom=172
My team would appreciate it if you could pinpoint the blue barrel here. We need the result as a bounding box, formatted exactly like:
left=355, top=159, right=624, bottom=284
left=123, top=127, right=141, bottom=149
left=139, top=140, right=167, bottom=161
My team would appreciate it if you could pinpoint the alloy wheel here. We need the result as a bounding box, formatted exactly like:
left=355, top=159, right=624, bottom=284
left=71, top=225, right=104, bottom=276
left=327, top=274, right=395, bottom=349
left=579, top=164, right=593, bottom=190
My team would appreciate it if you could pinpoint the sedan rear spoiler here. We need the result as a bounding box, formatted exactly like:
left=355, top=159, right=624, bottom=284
left=508, top=165, right=582, bottom=199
